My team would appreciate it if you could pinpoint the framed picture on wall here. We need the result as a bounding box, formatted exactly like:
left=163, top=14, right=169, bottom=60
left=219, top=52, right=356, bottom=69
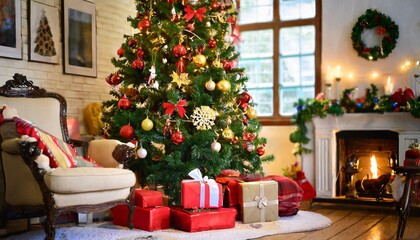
left=29, top=1, right=59, bottom=64
left=63, top=0, right=96, bottom=77
left=0, top=0, right=22, bottom=59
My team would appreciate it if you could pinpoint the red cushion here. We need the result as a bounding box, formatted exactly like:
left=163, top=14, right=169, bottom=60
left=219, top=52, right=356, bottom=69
left=13, top=117, right=75, bottom=168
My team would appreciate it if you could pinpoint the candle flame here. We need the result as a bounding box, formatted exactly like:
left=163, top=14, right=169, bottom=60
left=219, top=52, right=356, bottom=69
left=370, top=155, right=378, bottom=179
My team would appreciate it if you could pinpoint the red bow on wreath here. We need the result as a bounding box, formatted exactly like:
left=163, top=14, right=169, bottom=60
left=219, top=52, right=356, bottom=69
left=183, top=5, right=206, bottom=22
left=163, top=99, right=187, bottom=118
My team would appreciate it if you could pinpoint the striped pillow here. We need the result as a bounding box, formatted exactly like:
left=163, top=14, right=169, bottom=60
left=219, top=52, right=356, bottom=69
left=13, top=117, right=75, bottom=168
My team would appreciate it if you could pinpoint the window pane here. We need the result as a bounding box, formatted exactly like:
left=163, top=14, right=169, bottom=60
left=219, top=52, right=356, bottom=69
left=280, top=86, right=314, bottom=116
left=239, top=0, right=273, bottom=24
left=279, top=57, right=300, bottom=87
left=239, top=30, right=273, bottom=57
left=248, top=88, right=273, bottom=116
left=280, top=0, right=316, bottom=21
left=301, top=55, right=314, bottom=86
left=280, top=26, right=315, bottom=55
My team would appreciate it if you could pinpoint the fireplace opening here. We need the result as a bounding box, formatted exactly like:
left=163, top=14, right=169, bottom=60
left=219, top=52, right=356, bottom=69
left=336, top=130, right=398, bottom=201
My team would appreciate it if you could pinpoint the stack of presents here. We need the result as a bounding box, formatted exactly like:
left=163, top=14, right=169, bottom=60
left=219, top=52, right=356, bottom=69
left=111, top=168, right=313, bottom=232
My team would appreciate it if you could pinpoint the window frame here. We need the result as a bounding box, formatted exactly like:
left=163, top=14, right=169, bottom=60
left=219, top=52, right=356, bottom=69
left=238, top=0, right=322, bottom=125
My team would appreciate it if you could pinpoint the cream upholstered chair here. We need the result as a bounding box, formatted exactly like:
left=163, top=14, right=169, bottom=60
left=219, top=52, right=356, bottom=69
left=0, top=74, right=136, bottom=240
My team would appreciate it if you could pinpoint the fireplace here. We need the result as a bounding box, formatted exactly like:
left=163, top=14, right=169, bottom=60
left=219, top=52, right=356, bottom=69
left=336, top=130, right=398, bottom=200
left=301, top=112, right=420, bottom=203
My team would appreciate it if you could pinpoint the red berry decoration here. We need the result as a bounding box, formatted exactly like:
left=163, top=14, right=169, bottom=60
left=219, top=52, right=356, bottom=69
left=128, top=39, right=137, bottom=48
left=117, top=48, right=125, bottom=57
left=256, top=147, right=265, bottom=156
left=132, top=58, right=144, bottom=70
left=376, top=26, right=387, bottom=35
left=118, top=96, right=131, bottom=110
left=186, top=23, right=195, bottom=31
left=171, top=130, right=185, bottom=145
left=120, top=124, right=134, bottom=139
left=137, top=48, right=145, bottom=58
left=173, top=44, right=187, bottom=58
left=138, top=17, right=151, bottom=31
left=208, top=39, right=217, bottom=48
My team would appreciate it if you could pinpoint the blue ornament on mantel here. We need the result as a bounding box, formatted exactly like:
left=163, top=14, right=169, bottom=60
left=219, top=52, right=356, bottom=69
left=374, top=97, right=379, bottom=103
left=356, top=103, right=363, bottom=108
left=392, top=102, right=398, bottom=108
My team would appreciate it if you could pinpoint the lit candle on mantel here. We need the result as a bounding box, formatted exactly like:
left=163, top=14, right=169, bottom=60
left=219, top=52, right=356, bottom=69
left=335, top=66, right=342, bottom=81
left=325, top=66, right=333, bottom=85
left=384, top=76, right=394, bottom=95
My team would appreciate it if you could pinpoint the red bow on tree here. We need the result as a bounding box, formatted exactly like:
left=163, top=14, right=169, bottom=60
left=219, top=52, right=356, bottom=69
left=163, top=99, right=187, bottom=118
left=183, top=5, right=206, bottom=22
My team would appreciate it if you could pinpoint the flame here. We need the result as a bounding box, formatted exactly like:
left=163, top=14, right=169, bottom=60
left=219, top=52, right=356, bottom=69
left=370, top=155, right=378, bottom=179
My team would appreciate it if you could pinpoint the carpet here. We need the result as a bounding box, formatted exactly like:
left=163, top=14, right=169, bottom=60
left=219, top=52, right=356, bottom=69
left=6, top=211, right=331, bottom=240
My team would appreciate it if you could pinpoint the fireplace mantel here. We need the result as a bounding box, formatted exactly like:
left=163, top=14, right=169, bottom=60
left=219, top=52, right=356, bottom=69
left=301, top=112, right=420, bottom=198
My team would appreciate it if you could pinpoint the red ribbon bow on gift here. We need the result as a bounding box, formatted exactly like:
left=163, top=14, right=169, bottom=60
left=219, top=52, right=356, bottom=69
left=183, top=5, right=206, bottom=22
left=163, top=99, right=187, bottom=118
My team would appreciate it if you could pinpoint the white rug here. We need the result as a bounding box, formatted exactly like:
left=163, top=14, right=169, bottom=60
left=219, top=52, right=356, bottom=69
left=6, top=211, right=331, bottom=240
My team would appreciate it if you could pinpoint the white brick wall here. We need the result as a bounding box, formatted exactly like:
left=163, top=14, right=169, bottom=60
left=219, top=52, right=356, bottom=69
left=0, top=0, right=135, bottom=133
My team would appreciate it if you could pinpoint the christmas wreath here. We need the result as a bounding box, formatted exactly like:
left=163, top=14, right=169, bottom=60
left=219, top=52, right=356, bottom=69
left=351, top=9, right=399, bottom=61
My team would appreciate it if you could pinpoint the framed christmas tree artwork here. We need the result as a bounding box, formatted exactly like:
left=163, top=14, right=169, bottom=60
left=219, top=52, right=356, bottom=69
left=63, top=0, right=96, bottom=77
left=0, top=0, right=22, bottom=59
left=29, top=1, right=59, bottom=64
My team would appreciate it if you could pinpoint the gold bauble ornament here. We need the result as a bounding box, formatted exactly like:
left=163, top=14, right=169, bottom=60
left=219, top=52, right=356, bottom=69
left=193, top=54, right=207, bottom=67
left=205, top=79, right=216, bottom=91
left=246, top=106, right=257, bottom=119
left=222, top=127, right=234, bottom=140
left=216, top=79, right=231, bottom=93
left=141, top=117, right=154, bottom=131
left=212, top=60, right=222, bottom=68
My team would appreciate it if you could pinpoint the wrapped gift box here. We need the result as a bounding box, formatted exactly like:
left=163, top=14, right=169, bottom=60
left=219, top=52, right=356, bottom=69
left=134, top=189, right=163, bottom=208
left=239, top=181, right=278, bottom=223
left=170, top=207, right=236, bottom=232
left=111, top=205, right=170, bottom=231
left=181, top=180, right=223, bottom=209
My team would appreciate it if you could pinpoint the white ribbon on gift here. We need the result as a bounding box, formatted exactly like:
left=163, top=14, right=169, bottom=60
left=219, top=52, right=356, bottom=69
left=188, top=168, right=220, bottom=208
left=242, top=182, right=278, bottom=222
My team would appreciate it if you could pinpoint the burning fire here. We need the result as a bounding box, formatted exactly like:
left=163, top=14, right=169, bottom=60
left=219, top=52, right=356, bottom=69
left=370, top=155, right=378, bottom=179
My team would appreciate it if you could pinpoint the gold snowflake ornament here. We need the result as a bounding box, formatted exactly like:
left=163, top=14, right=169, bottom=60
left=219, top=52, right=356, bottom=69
left=191, top=106, right=217, bottom=130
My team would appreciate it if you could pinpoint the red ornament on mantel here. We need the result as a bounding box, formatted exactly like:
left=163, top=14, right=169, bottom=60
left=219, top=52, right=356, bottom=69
left=120, top=124, right=134, bottom=139
left=171, top=130, right=185, bottom=145
left=118, top=96, right=131, bottom=110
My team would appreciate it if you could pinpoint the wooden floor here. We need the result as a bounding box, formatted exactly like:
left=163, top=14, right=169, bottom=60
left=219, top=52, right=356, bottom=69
left=257, top=202, right=420, bottom=240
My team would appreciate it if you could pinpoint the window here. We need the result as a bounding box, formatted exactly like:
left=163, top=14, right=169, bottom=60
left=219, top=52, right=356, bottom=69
left=237, top=0, right=321, bottom=125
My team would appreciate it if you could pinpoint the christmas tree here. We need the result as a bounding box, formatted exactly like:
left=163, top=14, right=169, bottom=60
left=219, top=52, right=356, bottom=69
left=102, top=0, right=274, bottom=204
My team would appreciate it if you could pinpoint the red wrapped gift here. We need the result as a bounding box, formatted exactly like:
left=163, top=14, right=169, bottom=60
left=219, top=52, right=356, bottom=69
left=134, top=189, right=163, bottom=207
left=170, top=207, right=236, bottom=232
left=111, top=205, right=170, bottom=231
left=181, top=168, right=223, bottom=209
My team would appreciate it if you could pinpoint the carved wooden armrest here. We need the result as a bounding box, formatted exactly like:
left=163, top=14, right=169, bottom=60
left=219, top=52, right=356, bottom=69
left=18, top=140, right=46, bottom=180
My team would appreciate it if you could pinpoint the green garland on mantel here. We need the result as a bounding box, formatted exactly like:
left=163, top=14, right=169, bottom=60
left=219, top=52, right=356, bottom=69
left=290, top=84, right=420, bottom=156
left=351, top=9, right=399, bottom=61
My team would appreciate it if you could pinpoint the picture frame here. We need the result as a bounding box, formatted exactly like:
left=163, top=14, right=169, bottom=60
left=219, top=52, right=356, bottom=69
left=29, top=1, right=59, bottom=64
left=63, top=0, right=96, bottom=77
left=0, top=0, right=22, bottom=59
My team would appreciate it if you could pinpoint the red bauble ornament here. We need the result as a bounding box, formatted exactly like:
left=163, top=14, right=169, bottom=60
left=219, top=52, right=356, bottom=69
left=211, top=1, right=220, bottom=10
left=132, top=58, right=144, bottom=70
left=186, top=23, right=195, bottom=31
left=208, top=39, right=217, bottom=48
left=120, top=124, right=134, bottom=139
left=171, top=130, right=185, bottom=145
left=256, top=147, right=265, bottom=156
left=138, top=17, right=151, bottom=31
left=173, top=44, right=187, bottom=58
left=241, top=92, right=252, bottom=103
left=128, top=39, right=137, bottom=48
left=110, top=73, right=122, bottom=85
left=222, top=60, right=234, bottom=71
left=118, top=96, right=131, bottom=110
left=105, top=74, right=113, bottom=85
left=117, top=48, right=125, bottom=57
left=176, top=58, right=188, bottom=74
left=137, top=48, right=145, bottom=58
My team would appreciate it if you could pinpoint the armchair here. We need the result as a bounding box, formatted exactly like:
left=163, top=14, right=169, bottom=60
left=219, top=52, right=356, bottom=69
left=0, top=74, right=136, bottom=240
